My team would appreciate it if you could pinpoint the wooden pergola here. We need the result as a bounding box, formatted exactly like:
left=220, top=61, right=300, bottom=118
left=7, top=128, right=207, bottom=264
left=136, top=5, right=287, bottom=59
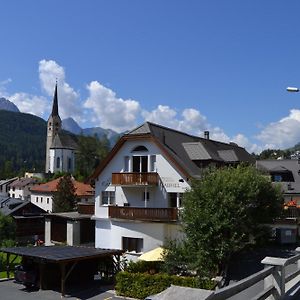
left=1, top=246, right=123, bottom=297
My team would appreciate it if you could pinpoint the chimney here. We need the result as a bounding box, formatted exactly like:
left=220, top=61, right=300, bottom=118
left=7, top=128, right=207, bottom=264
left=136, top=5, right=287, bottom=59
left=204, top=131, right=209, bottom=140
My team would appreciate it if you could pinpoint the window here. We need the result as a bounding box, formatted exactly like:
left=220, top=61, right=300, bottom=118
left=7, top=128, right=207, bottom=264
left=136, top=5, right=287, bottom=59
left=133, top=156, right=148, bottom=172
left=122, top=237, right=143, bottom=252
left=47, top=198, right=49, bottom=204
left=150, top=155, right=156, bottom=172
left=132, top=145, right=148, bottom=152
left=273, top=175, right=282, bottom=182
left=169, top=193, right=183, bottom=208
left=36, top=197, right=38, bottom=203
left=101, top=191, right=115, bottom=205
left=124, top=156, right=130, bottom=172
left=68, top=158, right=72, bottom=170
left=41, top=197, right=43, bottom=203
left=142, top=191, right=150, bottom=201
left=56, top=157, right=60, bottom=169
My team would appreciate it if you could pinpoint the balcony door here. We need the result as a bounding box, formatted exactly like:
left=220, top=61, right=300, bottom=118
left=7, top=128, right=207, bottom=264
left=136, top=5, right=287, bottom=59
left=132, top=156, right=148, bottom=172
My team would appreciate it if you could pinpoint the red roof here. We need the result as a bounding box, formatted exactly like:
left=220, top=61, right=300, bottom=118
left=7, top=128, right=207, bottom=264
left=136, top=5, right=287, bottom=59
left=31, top=177, right=94, bottom=197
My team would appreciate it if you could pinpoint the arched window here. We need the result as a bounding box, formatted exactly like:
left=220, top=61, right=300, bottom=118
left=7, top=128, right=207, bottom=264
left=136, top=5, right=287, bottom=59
left=56, top=157, right=60, bottom=169
left=132, top=145, right=148, bottom=152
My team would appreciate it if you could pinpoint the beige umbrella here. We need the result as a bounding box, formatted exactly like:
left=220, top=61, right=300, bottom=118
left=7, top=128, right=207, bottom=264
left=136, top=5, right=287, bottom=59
left=138, top=247, right=165, bottom=261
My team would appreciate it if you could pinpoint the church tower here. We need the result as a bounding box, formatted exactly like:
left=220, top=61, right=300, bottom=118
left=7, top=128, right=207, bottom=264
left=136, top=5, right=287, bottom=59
left=45, top=83, right=62, bottom=172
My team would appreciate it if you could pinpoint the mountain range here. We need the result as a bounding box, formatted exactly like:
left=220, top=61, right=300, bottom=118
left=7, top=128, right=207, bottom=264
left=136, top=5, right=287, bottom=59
left=0, top=97, right=121, bottom=144
left=0, top=98, right=122, bottom=176
left=61, top=117, right=120, bottom=142
left=0, top=97, right=19, bottom=113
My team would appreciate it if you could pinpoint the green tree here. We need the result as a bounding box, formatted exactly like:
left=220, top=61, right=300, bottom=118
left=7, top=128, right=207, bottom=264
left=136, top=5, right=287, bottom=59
left=0, top=213, right=16, bottom=246
left=75, top=134, right=110, bottom=180
left=52, top=175, right=77, bottom=212
left=164, top=165, right=283, bottom=277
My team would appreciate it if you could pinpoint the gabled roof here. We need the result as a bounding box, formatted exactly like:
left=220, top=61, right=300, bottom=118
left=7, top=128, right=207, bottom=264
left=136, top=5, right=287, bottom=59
left=50, top=132, right=78, bottom=150
left=31, top=177, right=94, bottom=197
left=0, top=197, right=29, bottom=216
left=91, top=122, right=254, bottom=179
left=0, top=177, right=18, bottom=186
left=256, top=159, right=300, bottom=193
left=9, top=177, right=37, bottom=188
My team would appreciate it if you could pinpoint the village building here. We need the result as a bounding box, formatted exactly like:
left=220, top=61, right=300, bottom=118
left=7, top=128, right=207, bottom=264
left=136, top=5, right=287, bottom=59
left=91, top=122, right=254, bottom=258
left=0, top=177, right=18, bottom=198
left=45, top=84, right=77, bottom=174
left=30, top=176, right=94, bottom=213
left=8, top=177, right=37, bottom=200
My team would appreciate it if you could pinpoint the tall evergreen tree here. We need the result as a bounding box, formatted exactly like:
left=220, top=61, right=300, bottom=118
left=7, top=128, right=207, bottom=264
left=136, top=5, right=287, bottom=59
left=52, top=175, right=77, bottom=212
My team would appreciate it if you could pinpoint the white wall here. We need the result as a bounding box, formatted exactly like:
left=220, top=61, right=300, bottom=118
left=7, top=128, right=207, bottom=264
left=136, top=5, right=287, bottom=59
left=95, top=218, right=183, bottom=253
left=49, top=148, right=75, bottom=173
left=9, top=184, right=34, bottom=200
left=94, top=139, right=190, bottom=216
left=30, top=192, right=52, bottom=212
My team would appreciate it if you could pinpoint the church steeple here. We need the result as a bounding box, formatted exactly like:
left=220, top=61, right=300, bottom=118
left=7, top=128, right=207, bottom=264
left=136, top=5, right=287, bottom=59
left=51, top=82, right=59, bottom=117
left=45, top=83, right=62, bottom=173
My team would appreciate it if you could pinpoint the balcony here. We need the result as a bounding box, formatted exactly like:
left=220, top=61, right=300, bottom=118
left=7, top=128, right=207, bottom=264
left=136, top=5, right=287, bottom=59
left=77, top=203, right=95, bottom=215
left=112, top=172, right=159, bottom=186
left=108, top=206, right=178, bottom=222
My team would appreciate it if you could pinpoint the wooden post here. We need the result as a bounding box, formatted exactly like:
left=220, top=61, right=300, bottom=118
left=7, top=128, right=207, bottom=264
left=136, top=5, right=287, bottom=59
left=6, top=253, right=10, bottom=279
left=39, top=263, right=45, bottom=290
left=60, top=263, right=66, bottom=298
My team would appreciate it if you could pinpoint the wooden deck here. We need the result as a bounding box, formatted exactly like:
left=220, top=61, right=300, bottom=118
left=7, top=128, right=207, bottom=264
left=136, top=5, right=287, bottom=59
left=112, top=172, right=158, bottom=186
left=108, top=206, right=178, bottom=222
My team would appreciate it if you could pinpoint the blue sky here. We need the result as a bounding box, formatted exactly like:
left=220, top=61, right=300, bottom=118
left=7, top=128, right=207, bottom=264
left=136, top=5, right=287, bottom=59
left=2, top=1, right=300, bottom=153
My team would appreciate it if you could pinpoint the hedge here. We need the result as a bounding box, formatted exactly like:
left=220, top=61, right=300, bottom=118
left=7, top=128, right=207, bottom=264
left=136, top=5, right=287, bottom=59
left=115, top=271, right=215, bottom=299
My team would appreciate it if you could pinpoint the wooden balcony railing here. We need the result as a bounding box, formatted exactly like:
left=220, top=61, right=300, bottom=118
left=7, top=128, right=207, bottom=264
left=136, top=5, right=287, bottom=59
left=108, top=206, right=178, bottom=222
left=77, top=203, right=95, bottom=215
left=112, top=172, right=159, bottom=186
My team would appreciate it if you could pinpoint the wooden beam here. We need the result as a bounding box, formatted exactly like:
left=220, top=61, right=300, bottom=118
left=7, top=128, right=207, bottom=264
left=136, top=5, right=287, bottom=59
left=60, top=263, right=66, bottom=297
left=6, top=253, right=10, bottom=279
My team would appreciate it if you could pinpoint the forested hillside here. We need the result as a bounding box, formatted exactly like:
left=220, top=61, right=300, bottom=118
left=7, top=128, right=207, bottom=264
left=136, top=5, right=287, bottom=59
left=0, top=110, right=46, bottom=178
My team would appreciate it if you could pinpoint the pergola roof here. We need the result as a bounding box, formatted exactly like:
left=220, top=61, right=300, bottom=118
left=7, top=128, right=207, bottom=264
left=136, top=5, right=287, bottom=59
left=1, top=246, right=123, bottom=263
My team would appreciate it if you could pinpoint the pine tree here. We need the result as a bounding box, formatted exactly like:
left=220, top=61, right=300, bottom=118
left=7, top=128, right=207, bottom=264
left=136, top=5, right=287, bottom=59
left=52, top=175, right=77, bottom=212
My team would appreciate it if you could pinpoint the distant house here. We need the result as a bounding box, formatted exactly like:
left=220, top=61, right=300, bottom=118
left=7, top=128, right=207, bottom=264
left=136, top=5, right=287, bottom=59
left=91, top=122, right=254, bottom=258
left=8, top=177, right=37, bottom=200
left=0, top=197, right=46, bottom=243
left=30, top=177, right=95, bottom=212
left=256, top=159, right=300, bottom=204
left=0, top=177, right=17, bottom=198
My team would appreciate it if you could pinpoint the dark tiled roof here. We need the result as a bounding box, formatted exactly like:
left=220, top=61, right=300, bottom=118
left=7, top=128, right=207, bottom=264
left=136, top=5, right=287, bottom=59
left=0, top=246, right=124, bottom=263
left=9, top=178, right=37, bottom=188
left=256, top=160, right=300, bottom=194
left=0, top=197, right=28, bottom=216
left=127, top=122, right=254, bottom=177
left=50, top=132, right=78, bottom=150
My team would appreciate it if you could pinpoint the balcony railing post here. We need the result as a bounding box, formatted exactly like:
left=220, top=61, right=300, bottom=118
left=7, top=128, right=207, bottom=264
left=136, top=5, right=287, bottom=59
left=261, top=257, right=288, bottom=299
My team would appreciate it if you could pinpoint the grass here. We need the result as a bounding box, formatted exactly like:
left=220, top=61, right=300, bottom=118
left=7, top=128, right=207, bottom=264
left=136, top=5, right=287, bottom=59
left=0, top=252, right=21, bottom=279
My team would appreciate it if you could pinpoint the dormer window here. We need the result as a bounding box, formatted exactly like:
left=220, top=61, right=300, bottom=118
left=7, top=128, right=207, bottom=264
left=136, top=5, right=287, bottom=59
left=132, top=145, right=148, bottom=152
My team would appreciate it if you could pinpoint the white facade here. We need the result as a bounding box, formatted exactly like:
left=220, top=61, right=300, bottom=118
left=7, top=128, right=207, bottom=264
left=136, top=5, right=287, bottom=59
left=49, top=148, right=75, bottom=173
left=30, top=192, right=53, bottom=212
left=94, top=139, right=190, bottom=255
left=8, top=182, right=35, bottom=200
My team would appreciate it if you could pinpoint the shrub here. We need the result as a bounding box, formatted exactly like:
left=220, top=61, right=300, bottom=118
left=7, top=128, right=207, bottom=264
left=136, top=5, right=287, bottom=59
left=115, top=271, right=214, bottom=299
left=125, top=260, right=163, bottom=274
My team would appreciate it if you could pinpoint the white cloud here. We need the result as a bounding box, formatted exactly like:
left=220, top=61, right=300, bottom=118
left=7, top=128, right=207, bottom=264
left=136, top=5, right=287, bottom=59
left=256, top=109, right=300, bottom=149
left=9, top=92, right=49, bottom=118
left=38, top=60, right=82, bottom=121
left=1, top=59, right=266, bottom=153
left=142, top=105, right=178, bottom=128
left=84, top=81, right=140, bottom=132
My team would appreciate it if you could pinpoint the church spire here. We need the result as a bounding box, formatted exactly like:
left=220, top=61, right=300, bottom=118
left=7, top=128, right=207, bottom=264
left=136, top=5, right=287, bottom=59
left=51, top=82, right=59, bottom=117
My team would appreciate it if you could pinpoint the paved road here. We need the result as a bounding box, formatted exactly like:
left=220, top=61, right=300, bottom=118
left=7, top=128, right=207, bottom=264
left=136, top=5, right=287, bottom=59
left=0, top=279, right=132, bottom=300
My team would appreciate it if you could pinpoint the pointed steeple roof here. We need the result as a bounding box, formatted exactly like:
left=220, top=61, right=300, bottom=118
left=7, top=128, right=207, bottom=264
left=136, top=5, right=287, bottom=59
left=51, top=83, right=59, bottom=117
